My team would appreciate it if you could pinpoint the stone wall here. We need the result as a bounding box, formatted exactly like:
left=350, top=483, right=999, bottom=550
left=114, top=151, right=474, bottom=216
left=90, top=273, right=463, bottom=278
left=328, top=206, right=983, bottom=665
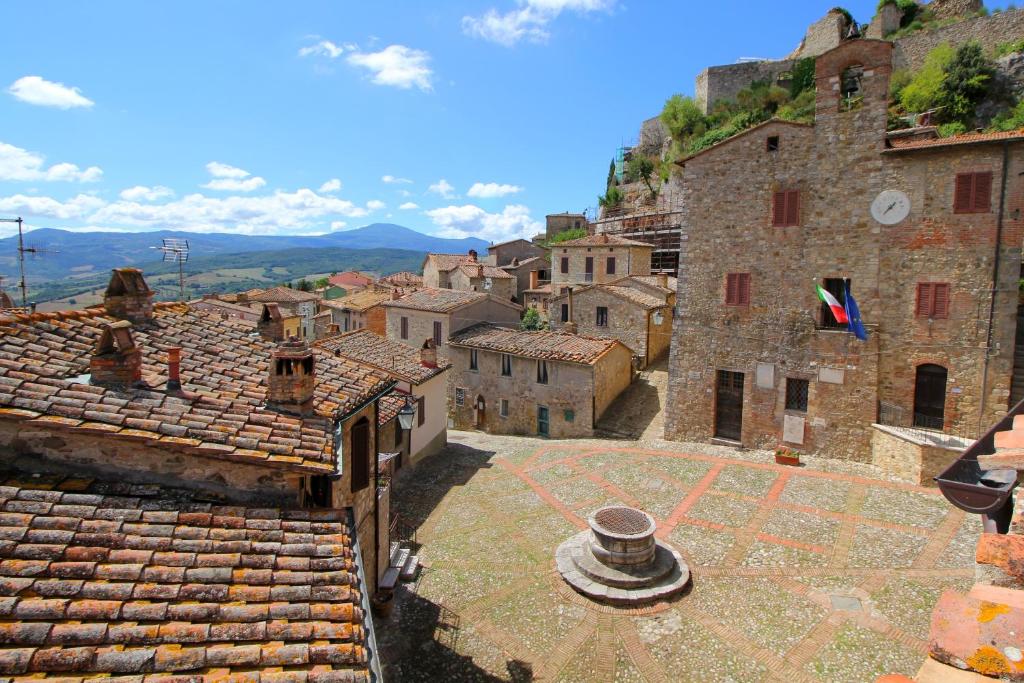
left=696, top=60, right=796, bottom=114
left=550, top=244, right=653, bottom=290
left=637, top=116, right=668, bottom=157
left=665, top=39, right=1024, bottom=461
left=892, top=8, right=1024, bottom=71
left=448, top=269, right=517, bottom=301
left=385, top=300, right=522, bottom=358
left=789, top=9, right=849, bottom=60
left=593, top=344, right=634, bottom=420
left=870, top=424, right=967, bottom=486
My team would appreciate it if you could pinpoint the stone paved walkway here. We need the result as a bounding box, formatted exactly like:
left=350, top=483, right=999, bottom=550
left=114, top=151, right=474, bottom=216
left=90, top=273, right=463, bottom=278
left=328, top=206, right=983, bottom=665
left=595, top=358, right=668, bottom=441
left=377, top=432, right=980, bottom=682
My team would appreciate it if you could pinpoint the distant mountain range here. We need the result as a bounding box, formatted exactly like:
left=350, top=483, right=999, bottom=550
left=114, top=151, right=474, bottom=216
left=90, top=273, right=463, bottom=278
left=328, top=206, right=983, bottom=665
left=0, top=223, right=490, bottom=284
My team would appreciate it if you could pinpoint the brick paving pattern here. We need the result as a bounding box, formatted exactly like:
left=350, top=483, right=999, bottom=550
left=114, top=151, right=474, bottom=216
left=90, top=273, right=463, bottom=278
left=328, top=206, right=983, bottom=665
left=379, top=433, right=978, bottom=681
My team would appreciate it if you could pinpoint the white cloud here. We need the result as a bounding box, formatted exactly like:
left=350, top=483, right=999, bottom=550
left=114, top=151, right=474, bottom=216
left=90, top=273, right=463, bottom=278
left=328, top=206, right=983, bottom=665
left=428, top=178, right=455, bottom=199
left=331, top=221, right=348, bottom=231
left=319, top=178, right=342, bottom=193
left=0, top=141, right=102, bottom=183
left=298, top=40, right=350, bottom=59
left=8, top=76, right=94, bottom=109
left=425, top=203, right=542, bottom=242
left=0, top=193, right=106, bottom=220
left=119, top=185, right=174, bottom=201
left=366, top=199, right=386, bottom=210
left=202, top=162, right=266, bottom=192
left=467, top=182, right=523, bottom=198
left=381, top=174, right=412, bottom=184
left=347, top=45, right=433, bottom=91
left=462, top=0, right=614, bottom=46
left=399, top=202, right=419, bottom=210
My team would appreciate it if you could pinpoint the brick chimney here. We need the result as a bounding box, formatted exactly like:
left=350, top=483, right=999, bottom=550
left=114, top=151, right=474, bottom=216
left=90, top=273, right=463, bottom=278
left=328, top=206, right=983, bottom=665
left=258, top=303, right=285, bottom=341
left=103, top=268, right=154, bottom=324
left=420, top=338, right=438, bottom=368
left=166, top=346, right=182, bottom=391
left=391, top=288, right=402, bottom=301
left=564, top=321, right=578, bottom=334
left=468, top=249, right=478, bottom=263
left=267, top=337, right=316, bottom=415
left=91, top=321, right=142, bottom=387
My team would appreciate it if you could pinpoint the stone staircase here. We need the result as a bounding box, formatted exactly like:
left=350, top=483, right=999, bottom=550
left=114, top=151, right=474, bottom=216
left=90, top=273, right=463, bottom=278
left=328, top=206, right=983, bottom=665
left=379, top=541, right=419, bottom=592
left=878, top=417, right=1024, bottom=682
left=595, top=359, right=668, bottom=441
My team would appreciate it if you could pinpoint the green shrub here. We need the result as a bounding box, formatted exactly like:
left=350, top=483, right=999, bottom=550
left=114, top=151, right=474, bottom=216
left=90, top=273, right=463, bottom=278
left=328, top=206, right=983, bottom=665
left=548, top=227, right=588, bottom=245
left=937, top=122, right=967, bottom=137
left=889, top=68, right=912, bottom=101
left=900, top=42, right=954, bottom=114
left=520, top=307, right=546, bottom=331
left=777, top=89, right=817, bottom=124
left=660, top=95, right=707, bottom=141
left=995, top=39, right=1024, bottom=58
left=989, top=98, right=1024, bottom=131
left=941, top=42, right=995, bottom=125
left=598, top=185, right=623, bottom=209
left=789, top=57, right=817, bottom=98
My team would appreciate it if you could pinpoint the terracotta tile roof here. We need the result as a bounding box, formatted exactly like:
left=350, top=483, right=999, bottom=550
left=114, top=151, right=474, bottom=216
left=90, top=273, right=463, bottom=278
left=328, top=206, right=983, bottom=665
left=630, top=275, right=678, bottom=293
left=242, top=287, right=321, bottom=304
left=381, top=288, right=494, bottom=314
left=0, top=470, right=372, bottom=681
left=0, top=305, right=394, bottom=474
left=500, top=255, right=546, bottom=270
left=884, top=128, right=1024, bottom=152
left=449, top=323, right=621, bottom=364
left=455, top=264, right=514, bottom=280
left=524, top=284, right=553, bottom=295
left=316, top=330, right=450, bottom=385
left=555, top=233, right=654, bottom=248
left=550, top=282, right=669, bottom=310
left=319, top=290, right=392, bottom=313
left=377, top=393, right=405, bottom=426
left=188, top=298, right=260, bottom=317
left=423, top=253, right=476, bottom=273
left=380, top=272, right=423, bottom=287
left=328, top=272, right=374, bottom=289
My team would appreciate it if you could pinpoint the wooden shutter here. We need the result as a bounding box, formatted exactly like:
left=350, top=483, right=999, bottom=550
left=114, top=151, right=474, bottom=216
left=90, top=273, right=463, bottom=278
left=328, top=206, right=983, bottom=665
left=954, top=173, right=973, bottom=213
left=607, top=257, right=616, bottom=275
left=785, top=190, right=799, bottom=226
left=433, top=321, right=442, bottom=345
left=726, top=274, right=739, bottom=304
left=972, top=172, right=992, bottom=212
left=916, top=283, right=932, bottom=317
left=560, top=257, right=569, bottom=274
left=417, top=396, right=425, bottom=427
left=772, top=191, right=787, bottom=226
left=739, top=273, right=751, bottom=305
left=933, top=283, right=950, bottom=318
left=400, top=316, right=408, bottom=339
left=350, top=418, right=369, bottom=492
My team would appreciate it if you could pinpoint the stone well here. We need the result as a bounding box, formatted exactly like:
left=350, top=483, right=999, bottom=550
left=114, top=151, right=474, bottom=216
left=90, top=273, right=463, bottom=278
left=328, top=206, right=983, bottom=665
left=555, top=505, right=690, bottom=604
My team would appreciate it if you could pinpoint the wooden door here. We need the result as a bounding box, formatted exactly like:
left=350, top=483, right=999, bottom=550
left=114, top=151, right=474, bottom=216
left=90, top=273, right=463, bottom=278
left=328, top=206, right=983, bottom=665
left=350, top=417, right=370, bottom=492
left=913, top=364, right=947, bottom=429
left=538, top=405, right=550, bottom=437
left=714, top=370, right=744, bottom=441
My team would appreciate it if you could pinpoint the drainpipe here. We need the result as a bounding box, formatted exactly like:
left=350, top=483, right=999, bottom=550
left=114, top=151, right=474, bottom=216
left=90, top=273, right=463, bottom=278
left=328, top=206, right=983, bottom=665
left=978, top=141, right=1011, bottom=436
left=373, top=397, right=380, bottom=595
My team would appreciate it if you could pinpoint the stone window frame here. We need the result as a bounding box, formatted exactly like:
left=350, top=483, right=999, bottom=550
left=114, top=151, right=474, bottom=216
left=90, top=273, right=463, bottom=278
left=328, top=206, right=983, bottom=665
left=469, top=349, right=479, bottom=372
left=536, top=359, right=549, bottom=385
left=953, top=171, right=993, bottom=214
left=501, top=353, right=512, bottom=377
left=596, top=306, right=609, bottom=327
left=500, top=399, right=509, bottom=418
left=916, top=282, right=951, bottom=319
left=724, top=273, right=751, bottom=307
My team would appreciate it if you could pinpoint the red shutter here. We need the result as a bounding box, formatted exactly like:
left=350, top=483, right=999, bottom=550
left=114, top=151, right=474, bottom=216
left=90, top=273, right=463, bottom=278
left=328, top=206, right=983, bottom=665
left=972, top=172, right=992, bottom=212
left=726, top=274, right=738, bottom=304
left=916, top=283, right=932, bottom=318
left=772, top=191, right=786, bottom=226
left=739, top=273, right=751, bottom=305
left=954, top=173, right=973, bottom=213
left=933, top=283, right=950, bottom=318
left=785, top=190, right=800, bottom=227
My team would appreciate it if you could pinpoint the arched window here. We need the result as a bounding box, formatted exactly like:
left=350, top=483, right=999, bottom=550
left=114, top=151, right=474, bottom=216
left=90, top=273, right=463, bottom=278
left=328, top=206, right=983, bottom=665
left=840, top=65, right=864, bottom=112
left=913, top=364, right=947, bottom=430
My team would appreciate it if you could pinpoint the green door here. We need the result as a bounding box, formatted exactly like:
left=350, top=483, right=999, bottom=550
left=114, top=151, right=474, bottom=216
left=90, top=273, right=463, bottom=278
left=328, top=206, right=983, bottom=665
left=538, top=405, right=550, bottom=437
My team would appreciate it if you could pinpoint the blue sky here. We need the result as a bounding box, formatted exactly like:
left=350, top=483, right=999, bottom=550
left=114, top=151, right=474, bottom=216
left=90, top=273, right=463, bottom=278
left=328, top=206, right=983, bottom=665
left=0, top=1, right=1009, bottom=242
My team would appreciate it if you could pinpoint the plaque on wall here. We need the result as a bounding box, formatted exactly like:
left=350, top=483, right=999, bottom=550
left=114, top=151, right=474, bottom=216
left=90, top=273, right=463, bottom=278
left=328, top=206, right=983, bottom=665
left=756, top=362, right=775, bottom=389
left=819, top=367, right=845, bottom=384
left=783, top=415, right=806, bottom=444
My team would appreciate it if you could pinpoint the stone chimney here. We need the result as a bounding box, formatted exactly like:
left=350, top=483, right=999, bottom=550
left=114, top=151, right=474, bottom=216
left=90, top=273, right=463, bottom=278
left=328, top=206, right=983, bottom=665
left=91, top=321, right=142, bottom=387
left=391, top=288, right=402, bottom=301
left=420, top=338, right=438, bottom=368
left=237, top=292, right=248, bottom=303
left=477, top=264, right=484, bottom=278
left=267, top=337, right=315, bottom=415
left=166, top=346, right=182, bottom=392
left=564, top=321, right=578, bottom=334
left=103, top=268, right=154, bottom=324
left=657, top=273, right=669, bottom=289
left=468, top=249, right=478, bottom=263
left=258, top=303, right=285, bottom=342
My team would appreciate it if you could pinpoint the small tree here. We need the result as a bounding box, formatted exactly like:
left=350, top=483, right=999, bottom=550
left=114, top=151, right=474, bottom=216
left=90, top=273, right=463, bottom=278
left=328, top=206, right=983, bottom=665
left=598, top=185, right=623, bottom=210
left=520, top=307, right=545, bottom=331
left=295, top=278, right=313, bottom=292
left=313, top=277, right=330, bottom=289
left=627, top=155, right=658, bottom=196
left=660, top=94, right=707, bottom=141
left=606, top=158, right=617, bottom=188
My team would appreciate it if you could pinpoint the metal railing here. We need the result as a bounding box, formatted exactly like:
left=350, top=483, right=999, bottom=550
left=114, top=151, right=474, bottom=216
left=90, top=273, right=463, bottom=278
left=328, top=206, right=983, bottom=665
left=877, top=401, right=974, bottom=447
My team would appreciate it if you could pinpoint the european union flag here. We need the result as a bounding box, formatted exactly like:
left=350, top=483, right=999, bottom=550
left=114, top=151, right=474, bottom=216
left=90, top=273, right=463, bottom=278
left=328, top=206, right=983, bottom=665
left=844, top=282, right=868, bottom=341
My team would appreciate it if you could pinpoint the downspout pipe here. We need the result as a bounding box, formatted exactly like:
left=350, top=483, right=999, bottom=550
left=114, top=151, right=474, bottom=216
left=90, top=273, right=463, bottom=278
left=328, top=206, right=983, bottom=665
left=373, top=397, right=380, bottom=596
left=978, top=141, right=1011, bottom=436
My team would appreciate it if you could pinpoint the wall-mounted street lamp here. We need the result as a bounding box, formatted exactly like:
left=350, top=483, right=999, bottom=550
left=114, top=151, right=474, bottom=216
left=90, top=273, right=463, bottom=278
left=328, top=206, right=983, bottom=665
left=397, top=395, right=417, bottom=432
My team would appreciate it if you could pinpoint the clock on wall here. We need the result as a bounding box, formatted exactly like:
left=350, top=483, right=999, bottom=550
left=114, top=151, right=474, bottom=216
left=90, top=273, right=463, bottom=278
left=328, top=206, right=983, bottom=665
left=871, top=189, right=910, bottom=225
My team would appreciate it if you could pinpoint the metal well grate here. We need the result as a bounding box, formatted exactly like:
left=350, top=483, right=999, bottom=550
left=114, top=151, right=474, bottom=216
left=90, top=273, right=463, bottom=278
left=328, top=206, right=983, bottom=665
left=594, top=506, right=651, bottom=535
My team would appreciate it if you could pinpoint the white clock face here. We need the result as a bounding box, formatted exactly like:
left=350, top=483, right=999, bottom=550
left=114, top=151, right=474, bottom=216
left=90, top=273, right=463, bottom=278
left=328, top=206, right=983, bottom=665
left=871, top=189, right=910, bottom=225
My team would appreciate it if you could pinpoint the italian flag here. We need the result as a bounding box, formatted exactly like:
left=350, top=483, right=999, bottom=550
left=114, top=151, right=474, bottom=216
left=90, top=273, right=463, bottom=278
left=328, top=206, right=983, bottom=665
left=816, top=284, right=849, bottom=324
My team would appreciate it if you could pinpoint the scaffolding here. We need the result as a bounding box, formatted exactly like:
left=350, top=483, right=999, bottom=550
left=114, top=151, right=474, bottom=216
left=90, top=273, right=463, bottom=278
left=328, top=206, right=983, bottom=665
left=591, top=209, right=683, bottom=275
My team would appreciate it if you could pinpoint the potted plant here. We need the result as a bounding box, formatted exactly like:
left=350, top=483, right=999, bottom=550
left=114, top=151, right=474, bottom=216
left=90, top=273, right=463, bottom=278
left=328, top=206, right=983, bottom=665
left=775, top=445, right=801, bottom=466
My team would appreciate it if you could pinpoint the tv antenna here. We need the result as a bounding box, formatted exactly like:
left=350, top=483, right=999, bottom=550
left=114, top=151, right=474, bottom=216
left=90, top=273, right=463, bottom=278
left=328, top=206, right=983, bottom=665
left=155, top=238, right=190, bottom=301
left=0, top=217, right=56, bottom=308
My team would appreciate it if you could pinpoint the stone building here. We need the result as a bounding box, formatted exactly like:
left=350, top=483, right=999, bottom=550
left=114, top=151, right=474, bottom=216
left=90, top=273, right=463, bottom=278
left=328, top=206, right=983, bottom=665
left=382, top=288, right=522, bottom=359
left=318, top=288, right=391, bottom=335
left=487, top=237, right=546, bottom=266
left=664, top=39, right=1024, bottom=465
left=545, top=212, right=588, bottom=240
left=380, top=270, right=424, bottom=289
left=549, top=274, right=676, bottom=368
left=448, top=323, right=633, bottom=438
left=189, top=294, right=262, bottom=324
left=550, top=233, right=654, bottom=293
left=238, top=286, right=321, bottom=339
left=502, top=256, right=550, bottom=307
left=328, top=270, right=375, bottom=293
left=421, top=251, right=478, bottom=289
left=447, top=263, right=517, bottom=301
left=0, top=268, right=401, bottom=677
left=319, top=330, right=451, bottom=468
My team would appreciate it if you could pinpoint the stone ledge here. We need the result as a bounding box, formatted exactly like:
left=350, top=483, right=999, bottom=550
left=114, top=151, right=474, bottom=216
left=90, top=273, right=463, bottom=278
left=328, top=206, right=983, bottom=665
left=976, top=533, right=1024, bottom=583
left=929, top=586, right=1024, bottom=680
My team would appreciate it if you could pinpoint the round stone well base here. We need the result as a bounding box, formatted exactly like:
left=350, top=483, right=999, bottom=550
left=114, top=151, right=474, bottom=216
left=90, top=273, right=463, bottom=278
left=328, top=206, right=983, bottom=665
left=555, top=530, right=691, bottom=605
